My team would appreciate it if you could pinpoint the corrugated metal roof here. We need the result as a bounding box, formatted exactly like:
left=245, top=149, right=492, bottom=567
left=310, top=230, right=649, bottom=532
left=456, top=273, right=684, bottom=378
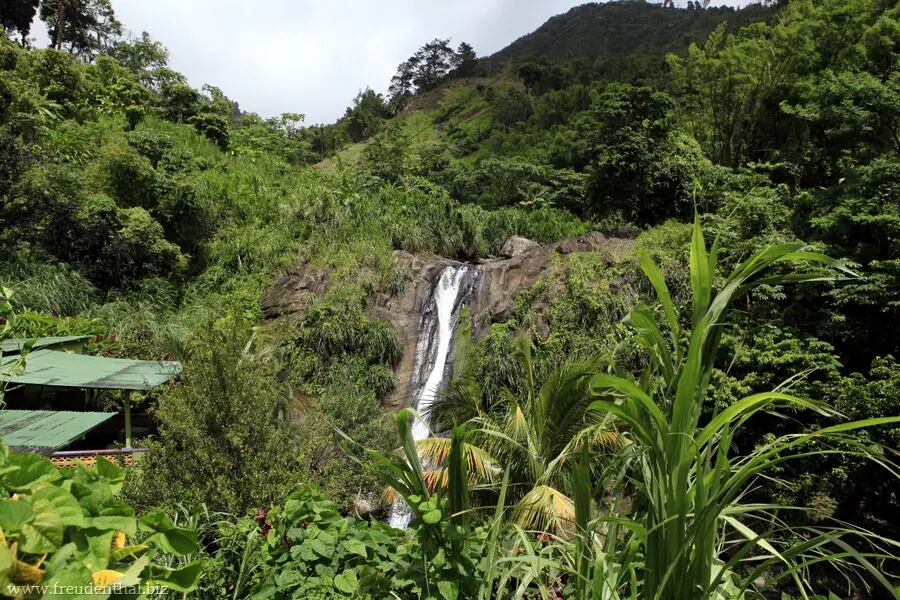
left=0, top=349, right=181, bottom=391
left=1, top=336, right=91, bottom=356
left=0, top=410, right=116, bottom=455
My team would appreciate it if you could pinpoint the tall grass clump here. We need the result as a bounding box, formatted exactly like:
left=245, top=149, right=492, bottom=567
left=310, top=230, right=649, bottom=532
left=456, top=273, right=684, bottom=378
left=0, top=255, right=98, bottom=315
left=561, top=218, right=900, bottom=599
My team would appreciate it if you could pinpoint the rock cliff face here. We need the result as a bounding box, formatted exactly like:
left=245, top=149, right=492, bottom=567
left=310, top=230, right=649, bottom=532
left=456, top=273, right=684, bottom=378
left=262, top=231, right=633, bottom=408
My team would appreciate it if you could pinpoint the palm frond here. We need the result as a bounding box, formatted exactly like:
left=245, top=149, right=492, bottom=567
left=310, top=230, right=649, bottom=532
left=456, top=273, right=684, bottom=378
left=537, top=355, right=607, bottom=458
left=516, top=484, right=575, bottom=532
left=415, top=437, right=499, bottom=481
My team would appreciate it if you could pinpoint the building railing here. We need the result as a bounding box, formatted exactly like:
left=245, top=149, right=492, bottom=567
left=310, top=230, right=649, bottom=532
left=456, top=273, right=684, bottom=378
left=50, top=447, right=148, bottom=468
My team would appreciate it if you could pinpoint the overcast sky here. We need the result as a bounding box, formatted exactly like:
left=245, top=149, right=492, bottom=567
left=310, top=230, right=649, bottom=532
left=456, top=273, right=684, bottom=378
left=32, top=0, right=751, bottom=125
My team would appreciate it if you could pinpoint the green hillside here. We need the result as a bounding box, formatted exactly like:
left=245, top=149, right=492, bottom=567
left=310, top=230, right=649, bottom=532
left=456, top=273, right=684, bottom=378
left=1, top=0, right=900, bottom=596
left=481, top=1, right=773, bottom=73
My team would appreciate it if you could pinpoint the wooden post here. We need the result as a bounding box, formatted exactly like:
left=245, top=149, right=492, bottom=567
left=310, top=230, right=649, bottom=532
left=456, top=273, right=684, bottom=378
left=124, top=393, right=132, bottom=449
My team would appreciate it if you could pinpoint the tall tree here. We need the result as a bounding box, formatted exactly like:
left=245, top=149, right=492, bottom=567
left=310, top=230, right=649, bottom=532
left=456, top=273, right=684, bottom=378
left=109, top=31, right=168, bottom=72
left=389, top=39, right=476, bottom=109
left=452, top=41, right=479, bottom=77
left=1, top=0, right=39, bottom=45
left=412, top=38, right=455, bottom=90
left=345, top=87, right=388, bottom=142
left=39, top=0, right=122, bottom=58
left=388, top=58, right=416, bottom=105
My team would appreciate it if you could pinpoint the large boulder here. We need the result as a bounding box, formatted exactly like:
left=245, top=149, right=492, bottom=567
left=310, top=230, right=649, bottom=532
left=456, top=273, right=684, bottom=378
left=500, top=236, right=539, bottom=258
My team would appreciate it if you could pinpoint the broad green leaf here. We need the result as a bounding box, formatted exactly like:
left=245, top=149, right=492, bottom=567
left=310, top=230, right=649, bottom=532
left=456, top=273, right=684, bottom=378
left=94, top=457, right=124, bottom=493
left=690, top=215, right=711, bottom=328
left=81, top=496, right=136, bottom=535
left=439, top=580, right=459, bottom=600
left=3, top=453, right=59, bottom=492
left=137, top=509, right=174, bottom=533
left=69, top=529, right=115, bottom=571
left=147, top=527, right=199, bottom=556
left=0, top=543, right=12, bottom=593
left=293, top=541, right=316, bottom=562
left=42, top=562, right=102, bottom=600
left=311, top=538, right=334, bottom=558
left=343, top=538, right=367, bottom=558
left=147, top=561, right=204, bottom=593
left=423, top=509, right=442, bottom=524
left=0, top=543, right=11, bottom=573
left=19, top=498, right=63, bottom=554
left=32, top=486, right=84, bottom=527
left=109, top=544, right=148, bottom=563
left=0, top=499, right=34, bottom=531
left=315, top=563, right=335, bottom=579
left=111, top=553, right=148, bottom=590
left=333, top=569, right=359, bottom=594
left=639, top=249, right=680, bottom=343
left=276, top=569, right=303, bottom=588
left=139, top=509, right=199, bottom=556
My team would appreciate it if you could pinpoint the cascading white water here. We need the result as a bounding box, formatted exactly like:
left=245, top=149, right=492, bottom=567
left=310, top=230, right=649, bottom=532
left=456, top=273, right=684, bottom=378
left=389, top=265, right=473, bottom=529
left=411, top=267, right=469, bottom=439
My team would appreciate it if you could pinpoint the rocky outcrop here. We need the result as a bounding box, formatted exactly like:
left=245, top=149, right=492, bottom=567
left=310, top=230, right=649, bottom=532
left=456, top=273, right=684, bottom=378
left=475, top=231, right=628, bottom=324
left=263, top=231, right=633, bottom=408
left=261, top=257, right=329, bottom=318
left=500, top=235, right=539, bottom=258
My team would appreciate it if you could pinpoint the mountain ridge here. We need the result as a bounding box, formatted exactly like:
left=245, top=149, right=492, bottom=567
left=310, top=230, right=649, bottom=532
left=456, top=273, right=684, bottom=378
left=482, top=1, right=772, bottom=72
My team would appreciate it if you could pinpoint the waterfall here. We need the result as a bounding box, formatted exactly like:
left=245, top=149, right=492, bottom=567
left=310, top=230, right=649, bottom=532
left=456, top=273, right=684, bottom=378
left=389, top=264, right=478, bottom=529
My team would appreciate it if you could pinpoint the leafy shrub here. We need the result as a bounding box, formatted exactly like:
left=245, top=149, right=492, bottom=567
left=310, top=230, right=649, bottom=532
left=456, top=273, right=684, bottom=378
left=292, top=384, right=395, bottom=510
left=252, top=487, right=404, bottom=599
left=27, top=49, right=89, bottom=115
left=154, top=173, right=213, bottom=253
left=95, top=205, right=185, bottom=285
left=126, top=316, right=305, bottom=515
left=282, top=299, right=402, bottom=393
left=0, top=449, right=203, bottom=597
left=585, top=84, right=713, bottom=223
left=125, top=130, right=175, bottom=168
left=189, top=112, right=230, bottom=151
left=251, top=485, right=490, bottom=600
left=96, top=144, right=158, bottom=209
left=3, top=165, right=83, bottom=257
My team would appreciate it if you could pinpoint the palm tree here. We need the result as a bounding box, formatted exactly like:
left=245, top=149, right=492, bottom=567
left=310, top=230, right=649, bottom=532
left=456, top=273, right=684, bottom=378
left=422, top=336, right=618, bottom=530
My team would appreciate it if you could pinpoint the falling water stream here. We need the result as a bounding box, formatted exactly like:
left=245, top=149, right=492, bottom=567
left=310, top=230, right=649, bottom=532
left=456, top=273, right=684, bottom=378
left=389, top=265, right=476, bottom=529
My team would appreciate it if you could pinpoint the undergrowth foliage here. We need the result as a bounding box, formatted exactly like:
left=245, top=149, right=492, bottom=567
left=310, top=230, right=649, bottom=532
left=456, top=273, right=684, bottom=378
left=2, top=0, right=900, bottom=597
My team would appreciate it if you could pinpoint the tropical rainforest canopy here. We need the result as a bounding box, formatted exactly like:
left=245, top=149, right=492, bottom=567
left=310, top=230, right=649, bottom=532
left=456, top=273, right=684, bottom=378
left=0, top=0, right=899, bottom=597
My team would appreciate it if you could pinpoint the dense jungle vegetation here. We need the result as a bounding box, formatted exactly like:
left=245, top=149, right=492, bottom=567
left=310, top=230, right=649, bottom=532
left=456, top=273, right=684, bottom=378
left=1, top=0, right=900, bottom=597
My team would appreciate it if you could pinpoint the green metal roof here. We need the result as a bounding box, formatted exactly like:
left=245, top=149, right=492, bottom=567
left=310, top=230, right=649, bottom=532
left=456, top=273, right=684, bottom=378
left=0, top=336, right=91, bottom=356
left=0, top=349, right=181, bottom=391
left=0, top=410, right=116, bottom=455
